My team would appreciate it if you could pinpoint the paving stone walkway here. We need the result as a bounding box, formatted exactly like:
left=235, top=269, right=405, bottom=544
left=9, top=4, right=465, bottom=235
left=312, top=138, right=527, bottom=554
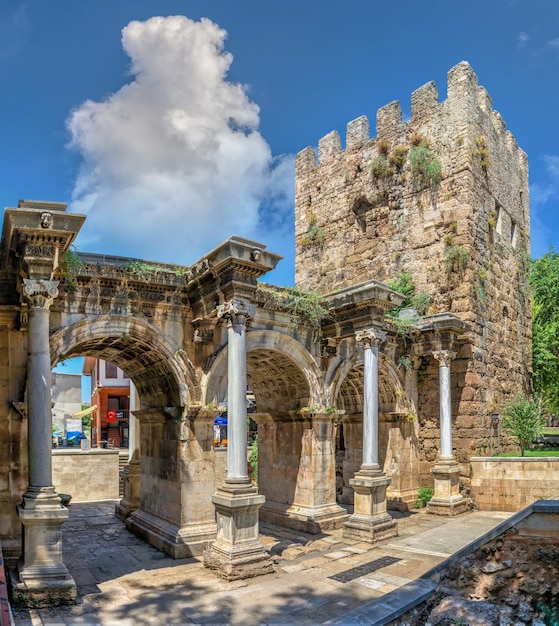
left=11, top=501, right=511, bottom=625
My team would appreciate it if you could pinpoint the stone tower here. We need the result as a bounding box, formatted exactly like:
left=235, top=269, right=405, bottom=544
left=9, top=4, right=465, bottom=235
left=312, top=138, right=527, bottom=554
left=294, top=62, right=531, bottom=476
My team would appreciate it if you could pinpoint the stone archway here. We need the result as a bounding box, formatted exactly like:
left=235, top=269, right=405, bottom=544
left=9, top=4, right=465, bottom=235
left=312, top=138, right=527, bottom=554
left=50, top=316, right=217, bottom=559
left=205, top=330, right=348, bottom=532
left=333, top=351, right=420, bottom=511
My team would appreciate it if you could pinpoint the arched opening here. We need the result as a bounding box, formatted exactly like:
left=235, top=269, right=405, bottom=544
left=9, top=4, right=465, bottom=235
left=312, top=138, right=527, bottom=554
left=49, top=317, right=216, bottom=559
left=334, top=354, right=420, bottom=511
left=205, top=330, right=347, bottom=532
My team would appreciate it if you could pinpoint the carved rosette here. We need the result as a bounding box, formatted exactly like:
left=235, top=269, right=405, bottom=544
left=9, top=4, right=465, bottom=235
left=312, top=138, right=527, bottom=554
left=216, top=299, right=255, bottom=328
left=22, top=279, right=59, bottom=309
left=355, top=327, right=387, bottom=348
left=433, top=350, right=456, bottom=368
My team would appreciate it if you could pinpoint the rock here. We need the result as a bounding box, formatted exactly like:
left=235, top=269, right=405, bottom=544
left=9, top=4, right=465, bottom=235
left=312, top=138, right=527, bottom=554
left=482, top=561, right=507, bottom=573
left=426, top=596, right=513, bottom=626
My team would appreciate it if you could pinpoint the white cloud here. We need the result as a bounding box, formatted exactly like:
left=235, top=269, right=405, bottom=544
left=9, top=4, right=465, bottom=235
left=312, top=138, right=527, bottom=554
left=67, top=15, right=293, bottom=266
left=548, top=37, right=559, bottom=47
left=517, top=31, right=530, bottom=47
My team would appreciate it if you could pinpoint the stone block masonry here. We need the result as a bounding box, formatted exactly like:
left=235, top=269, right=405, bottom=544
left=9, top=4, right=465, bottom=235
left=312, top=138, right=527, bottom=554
left=295, top=61, right=531, bottom=486
left=52, top=449, right=120, bottom=502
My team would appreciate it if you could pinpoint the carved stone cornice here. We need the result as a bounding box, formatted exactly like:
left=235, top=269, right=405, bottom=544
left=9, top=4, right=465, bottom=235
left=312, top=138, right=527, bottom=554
left=216, top=299, right=255, bottom=327
left=355, top=327, right=387, bottom=348
left=433, top=350, right=456, bottom=367
left=22, top=279, right=59, bottom=309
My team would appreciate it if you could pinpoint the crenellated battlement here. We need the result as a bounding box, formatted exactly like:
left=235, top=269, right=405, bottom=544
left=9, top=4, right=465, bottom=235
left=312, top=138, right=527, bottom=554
left=296, top=62, right=526, bottom=174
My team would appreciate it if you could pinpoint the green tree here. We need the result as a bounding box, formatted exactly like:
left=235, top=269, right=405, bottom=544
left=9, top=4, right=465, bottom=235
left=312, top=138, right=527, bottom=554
left=501, top=394, right=545, bottom=456
left=530, top=248, right=559, bottom=413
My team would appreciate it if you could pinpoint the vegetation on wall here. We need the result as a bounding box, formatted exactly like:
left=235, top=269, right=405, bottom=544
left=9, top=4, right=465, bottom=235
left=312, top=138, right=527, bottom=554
left=58, top=247, right=86, bottom=292
left=443, top=235, right=470, bottom=273
left=256, top=283, right=330, bottom=330
left=471, top=135, right=490, bottom=172
left=123, top=260, right=186, bottom=280
left=409, top=142, right=442, bottom=188
left=386, top=273, right=430, bottom=317
left=300, top=213, right=325, bottom=247
left=530, top=247, right=559, bottom=414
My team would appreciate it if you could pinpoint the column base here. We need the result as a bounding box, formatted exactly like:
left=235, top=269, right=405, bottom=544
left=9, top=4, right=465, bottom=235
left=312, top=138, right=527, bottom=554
left=13, top=488, right=76, bottom=607
left=427, top=496, right=471, bottom=516
left=115, top=462, right=140, bottom=521
left=387, top=487, right=422, bottom=512
left=427, top=459, right=471, bottom=517
left=204, top=484, right=273, bottom=581
left=260, top=500, right=349, bottom=534
left=343, top=470, right=398, bottom=543
left=126, top=509, right=217, bottom=559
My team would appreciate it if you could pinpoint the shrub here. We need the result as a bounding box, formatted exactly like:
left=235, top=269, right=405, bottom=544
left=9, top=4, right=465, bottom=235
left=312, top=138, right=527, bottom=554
left=415, top=486, right=434, bottom=508
left=501, top=394, right=545, bottom=456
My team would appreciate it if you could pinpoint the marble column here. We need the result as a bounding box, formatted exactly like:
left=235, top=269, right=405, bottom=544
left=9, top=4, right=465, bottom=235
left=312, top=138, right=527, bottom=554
left=115, top=382, right=141, bottom=521
left=14, top=279, right=76, bottom=606
left=204, top=300, right=273, bottom=580
left=343, top=328, right=397, bottom=543
left=427, top=350, right=469, bottom=516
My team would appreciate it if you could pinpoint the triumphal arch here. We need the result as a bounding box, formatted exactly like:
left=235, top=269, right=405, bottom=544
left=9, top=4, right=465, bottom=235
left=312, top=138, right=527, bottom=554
left=0, top=62, right=531, bottom=603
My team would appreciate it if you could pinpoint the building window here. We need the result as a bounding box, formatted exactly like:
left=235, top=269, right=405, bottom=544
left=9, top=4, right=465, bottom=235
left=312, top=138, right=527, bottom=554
left=105, top=362, right=118, bottom=379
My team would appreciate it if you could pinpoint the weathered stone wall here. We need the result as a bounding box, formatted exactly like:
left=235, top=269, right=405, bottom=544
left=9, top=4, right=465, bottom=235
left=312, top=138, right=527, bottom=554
left=470, top=457, right=559, bottom=511
left=52, top=449, right=119, bottom=501
left=0, top=322, right=29, bottom=561
left=294, top=62, right=531, bottom=485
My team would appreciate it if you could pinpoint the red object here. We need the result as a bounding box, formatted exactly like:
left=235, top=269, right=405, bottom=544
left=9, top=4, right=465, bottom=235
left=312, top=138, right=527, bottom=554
left=107, top=410, right=117, bottom=423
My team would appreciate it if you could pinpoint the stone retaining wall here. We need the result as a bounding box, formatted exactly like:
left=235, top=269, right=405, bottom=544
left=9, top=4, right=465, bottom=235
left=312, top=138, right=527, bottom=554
left=52, top=449, right=120, bottom=502
left=470, top=457, right=559, bottom=511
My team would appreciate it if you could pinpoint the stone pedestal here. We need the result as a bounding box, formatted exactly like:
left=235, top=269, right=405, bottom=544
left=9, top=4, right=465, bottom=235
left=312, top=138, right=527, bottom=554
left=203, top=485, right=273, bottom=581
left=427, top=460, right=470, bottom=516
left=12, top=489, right=76, bottom=607
left=115, top=460, right=140, bottom=521
left=343, top=470, right=398, bottom=542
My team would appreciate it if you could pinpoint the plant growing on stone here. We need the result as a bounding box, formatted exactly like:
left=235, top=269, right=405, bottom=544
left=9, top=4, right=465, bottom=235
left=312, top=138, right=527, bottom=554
left=444, top=244, right=469, bottom=273
left=386, top=273, right=430, bottom=317
left=409, top=145, right=442, bottom=188
left=256, top=283, right=330, bottom=331
left=58, top=247, right=86, bottom=293
left=300, top=213, right=325, bottom=247
left=389, top=145, right=408, bottom=170
left=415, top=486, right=434, bottom=508
left=501, top=393, right=545, bottom=456
left=370, top=154, right=392, bottom=180
left=471, top=135, right=489, bottom=172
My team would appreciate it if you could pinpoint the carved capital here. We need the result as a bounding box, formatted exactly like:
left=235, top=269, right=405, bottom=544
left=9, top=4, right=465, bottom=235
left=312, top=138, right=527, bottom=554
left=355, top=327, right=386, bottom=348
left=433, top=350, right=456, bottom=367
left=22, top=279, right=59, bottom=309
left=216, top=300, right=255, bottom=326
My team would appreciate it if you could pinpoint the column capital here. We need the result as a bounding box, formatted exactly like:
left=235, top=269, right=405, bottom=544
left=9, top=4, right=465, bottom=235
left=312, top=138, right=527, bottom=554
left=22, top=278, right=59, bottom=309
left=356, top=327, right=386, bottom=348
left=433, top=350, right=456, bottom=367
left=217, top=299, right=255, bottom=326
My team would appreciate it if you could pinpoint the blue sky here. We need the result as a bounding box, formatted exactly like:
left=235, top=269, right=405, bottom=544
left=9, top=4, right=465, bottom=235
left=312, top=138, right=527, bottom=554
left=2, top=0, right=559, bottom=291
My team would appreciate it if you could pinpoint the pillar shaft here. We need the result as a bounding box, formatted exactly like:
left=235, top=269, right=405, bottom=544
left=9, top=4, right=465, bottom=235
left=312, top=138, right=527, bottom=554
left=225, top=308, right=249, bottom=483
left=357, top=328, right=385, bottom=472
left=433, top=350, right=456, bottom=460
left=24, top=279, right=59, bottom=490
left=27, top=305, right=54, bottom=488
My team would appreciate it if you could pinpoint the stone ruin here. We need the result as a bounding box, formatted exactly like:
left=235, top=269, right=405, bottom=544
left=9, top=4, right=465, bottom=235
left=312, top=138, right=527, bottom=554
left=0, top=61, right=535, bottom=606
left=295, top=61, right=532, bottom=487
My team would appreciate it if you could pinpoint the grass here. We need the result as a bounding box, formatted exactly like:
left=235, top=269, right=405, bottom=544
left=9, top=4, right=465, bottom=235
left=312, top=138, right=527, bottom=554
left=497, top=450, right=559, bottom=457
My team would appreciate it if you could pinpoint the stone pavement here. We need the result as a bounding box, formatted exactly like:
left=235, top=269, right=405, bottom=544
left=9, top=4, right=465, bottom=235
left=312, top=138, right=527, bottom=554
left=12, top=501, right=512, bottom=626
